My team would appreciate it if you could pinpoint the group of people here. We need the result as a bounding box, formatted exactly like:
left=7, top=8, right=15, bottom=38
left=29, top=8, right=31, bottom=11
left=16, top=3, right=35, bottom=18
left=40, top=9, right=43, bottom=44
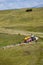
left=24, top=34, right=39, bottom=43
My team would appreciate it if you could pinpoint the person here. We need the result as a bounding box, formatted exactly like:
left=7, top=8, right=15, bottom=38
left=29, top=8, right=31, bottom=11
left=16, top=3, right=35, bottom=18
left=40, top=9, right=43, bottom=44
left=27, top=38, right=32, bottom=42
left=24, top=36, right=30, bottom=43
left=24, top=37, right=27, bottom=43
left=31, top=34, right=35, bottom=41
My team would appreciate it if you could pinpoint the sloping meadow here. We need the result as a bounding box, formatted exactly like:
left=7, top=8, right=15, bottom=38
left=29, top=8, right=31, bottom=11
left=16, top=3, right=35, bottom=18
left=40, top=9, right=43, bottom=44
left=0, top=42, right=43, bottom=65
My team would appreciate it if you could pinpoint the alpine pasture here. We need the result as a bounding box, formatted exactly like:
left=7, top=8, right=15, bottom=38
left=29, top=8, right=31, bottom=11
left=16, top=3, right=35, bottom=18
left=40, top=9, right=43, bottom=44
left=0, top=8, right=43, bottom=65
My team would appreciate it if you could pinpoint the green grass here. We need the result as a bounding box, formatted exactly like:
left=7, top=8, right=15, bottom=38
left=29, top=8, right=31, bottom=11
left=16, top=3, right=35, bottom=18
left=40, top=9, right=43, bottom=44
left=0, top=33, right=25, bottom=47
left=0, top=8, right=43, bottom=32
left=0, top=42, right=43, bottom=65
left=0, top=8, right=43, bottom=65
left=0, top=33, right=43, bottom=47
left=4, top=26, right=43, bottom=32
left=0, top=7, right=43, bottom=46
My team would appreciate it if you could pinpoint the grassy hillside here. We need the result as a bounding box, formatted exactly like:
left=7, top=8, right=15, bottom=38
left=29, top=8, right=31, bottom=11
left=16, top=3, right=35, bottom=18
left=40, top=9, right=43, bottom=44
left=0, top=8, right=43, bottom=65
left=0, top=8, right=43, bottom=32
left=0, top=33, right=43, bottom=47
left=0, top=7, right=43, bottom=46
left=0, top=33, right=25, bottom=47
left=0, top=42, right=43, bottom=65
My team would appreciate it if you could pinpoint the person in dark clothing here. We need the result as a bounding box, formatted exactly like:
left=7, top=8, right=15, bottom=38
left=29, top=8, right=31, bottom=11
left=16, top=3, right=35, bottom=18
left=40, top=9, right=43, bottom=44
left=31, top=34, right=35, bottom=41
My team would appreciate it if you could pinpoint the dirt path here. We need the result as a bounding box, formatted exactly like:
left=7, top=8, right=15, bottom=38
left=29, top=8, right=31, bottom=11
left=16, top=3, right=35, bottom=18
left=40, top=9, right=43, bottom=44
left=1, top=41, right=43, bottom=49
left=1, top=43, right=28, bottom=49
